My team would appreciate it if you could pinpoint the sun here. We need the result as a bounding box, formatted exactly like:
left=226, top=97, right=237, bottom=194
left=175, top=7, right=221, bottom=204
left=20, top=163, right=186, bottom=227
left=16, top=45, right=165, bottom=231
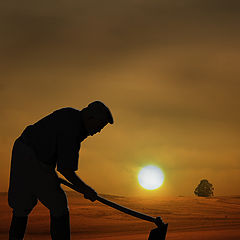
left=138, top=165, right=164, bottom=190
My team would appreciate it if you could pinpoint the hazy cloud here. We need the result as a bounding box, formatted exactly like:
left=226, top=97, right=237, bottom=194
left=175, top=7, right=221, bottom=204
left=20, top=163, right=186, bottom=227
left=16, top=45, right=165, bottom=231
left=0, top=0, right=240, bottom=196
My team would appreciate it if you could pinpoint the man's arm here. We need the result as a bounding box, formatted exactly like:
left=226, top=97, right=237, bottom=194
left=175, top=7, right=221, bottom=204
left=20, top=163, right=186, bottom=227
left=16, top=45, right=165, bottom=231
left=59, top=169, right=97, bottom=201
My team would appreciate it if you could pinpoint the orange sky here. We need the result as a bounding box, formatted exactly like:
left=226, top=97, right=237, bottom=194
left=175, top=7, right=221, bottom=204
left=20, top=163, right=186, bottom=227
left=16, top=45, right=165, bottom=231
left=0, top=0, right=240, bottom=197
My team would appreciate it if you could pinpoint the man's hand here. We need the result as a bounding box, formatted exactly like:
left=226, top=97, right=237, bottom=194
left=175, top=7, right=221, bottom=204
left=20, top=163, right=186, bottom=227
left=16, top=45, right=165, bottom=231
left=82, top=184, right=98, bottom=202
left=59, top=169, right=98, bottom=202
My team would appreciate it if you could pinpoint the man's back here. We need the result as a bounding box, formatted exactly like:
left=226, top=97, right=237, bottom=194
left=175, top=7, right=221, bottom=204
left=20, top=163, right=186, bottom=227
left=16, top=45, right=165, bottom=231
left=20, top=107, right=88, bottom=170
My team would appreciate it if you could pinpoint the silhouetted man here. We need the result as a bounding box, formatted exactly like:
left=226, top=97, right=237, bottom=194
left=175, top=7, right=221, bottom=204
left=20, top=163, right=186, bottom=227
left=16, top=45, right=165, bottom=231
left=8, top=101, right=114, bottom=240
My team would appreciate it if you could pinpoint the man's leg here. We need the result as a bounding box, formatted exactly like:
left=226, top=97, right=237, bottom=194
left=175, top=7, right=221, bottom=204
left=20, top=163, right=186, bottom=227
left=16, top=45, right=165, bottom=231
left=38, top=188, right=70, bottom=240
left=37, top=184, right=70, bottom=240
left=8, top=138, right=38, bottom=240
left=50, top=211, right=70, bottom=240
left=34, top=164, right=70, bottom=240
left=8, top=198, right=37, bottom=240
left=9, top=215, right=28, bottom=240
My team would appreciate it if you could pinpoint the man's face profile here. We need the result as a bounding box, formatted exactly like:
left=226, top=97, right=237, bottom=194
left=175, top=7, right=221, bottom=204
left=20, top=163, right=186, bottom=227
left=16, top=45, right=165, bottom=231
left=81, top=101, right=113, bottom=137
left=86, top=115, right=108, bottom=136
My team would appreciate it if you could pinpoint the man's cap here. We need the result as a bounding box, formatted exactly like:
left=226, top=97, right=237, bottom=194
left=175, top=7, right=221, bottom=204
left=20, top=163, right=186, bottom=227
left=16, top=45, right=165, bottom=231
left=87, top=101, right=114, bottom=124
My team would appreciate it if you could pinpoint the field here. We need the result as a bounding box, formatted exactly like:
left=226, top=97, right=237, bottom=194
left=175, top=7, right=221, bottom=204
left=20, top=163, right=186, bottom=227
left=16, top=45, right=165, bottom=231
left=0, top=192, right=240, bottom=240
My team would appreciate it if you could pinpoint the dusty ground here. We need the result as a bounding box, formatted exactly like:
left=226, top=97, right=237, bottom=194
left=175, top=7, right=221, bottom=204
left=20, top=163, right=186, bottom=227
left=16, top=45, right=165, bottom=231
left=0, top=192, right=240, bottom=240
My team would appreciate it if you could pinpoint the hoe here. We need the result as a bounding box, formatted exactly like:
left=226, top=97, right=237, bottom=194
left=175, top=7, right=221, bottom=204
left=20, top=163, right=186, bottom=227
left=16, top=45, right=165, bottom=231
left=59, top=178, right=168, bottom=240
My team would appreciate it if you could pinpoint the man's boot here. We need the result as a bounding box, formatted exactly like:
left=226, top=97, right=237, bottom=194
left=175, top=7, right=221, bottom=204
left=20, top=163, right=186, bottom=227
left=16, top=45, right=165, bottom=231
left=9, top=215, right=28, bottom=240
left=50, top=212, right=70, bottom=240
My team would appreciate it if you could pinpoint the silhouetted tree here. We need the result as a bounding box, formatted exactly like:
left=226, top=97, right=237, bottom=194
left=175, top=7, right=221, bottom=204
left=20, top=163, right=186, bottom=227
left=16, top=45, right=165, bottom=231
left=194, top=179, right=214, bottom=197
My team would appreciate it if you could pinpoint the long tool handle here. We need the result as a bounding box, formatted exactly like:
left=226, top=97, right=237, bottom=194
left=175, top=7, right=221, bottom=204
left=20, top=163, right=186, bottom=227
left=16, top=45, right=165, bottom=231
left=59, top=178, right=156, bottom=224
left=97, top=195, right=156, bottom=223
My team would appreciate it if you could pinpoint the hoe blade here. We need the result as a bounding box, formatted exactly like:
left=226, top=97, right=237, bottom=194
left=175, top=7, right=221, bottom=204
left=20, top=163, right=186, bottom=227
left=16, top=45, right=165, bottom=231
left=148, top=223, right=168, bottom=240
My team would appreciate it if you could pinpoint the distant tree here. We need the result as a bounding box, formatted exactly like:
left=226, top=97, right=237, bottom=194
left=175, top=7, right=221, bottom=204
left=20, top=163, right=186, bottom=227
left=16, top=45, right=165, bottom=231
left=194, top=179, right=214, bottom=197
